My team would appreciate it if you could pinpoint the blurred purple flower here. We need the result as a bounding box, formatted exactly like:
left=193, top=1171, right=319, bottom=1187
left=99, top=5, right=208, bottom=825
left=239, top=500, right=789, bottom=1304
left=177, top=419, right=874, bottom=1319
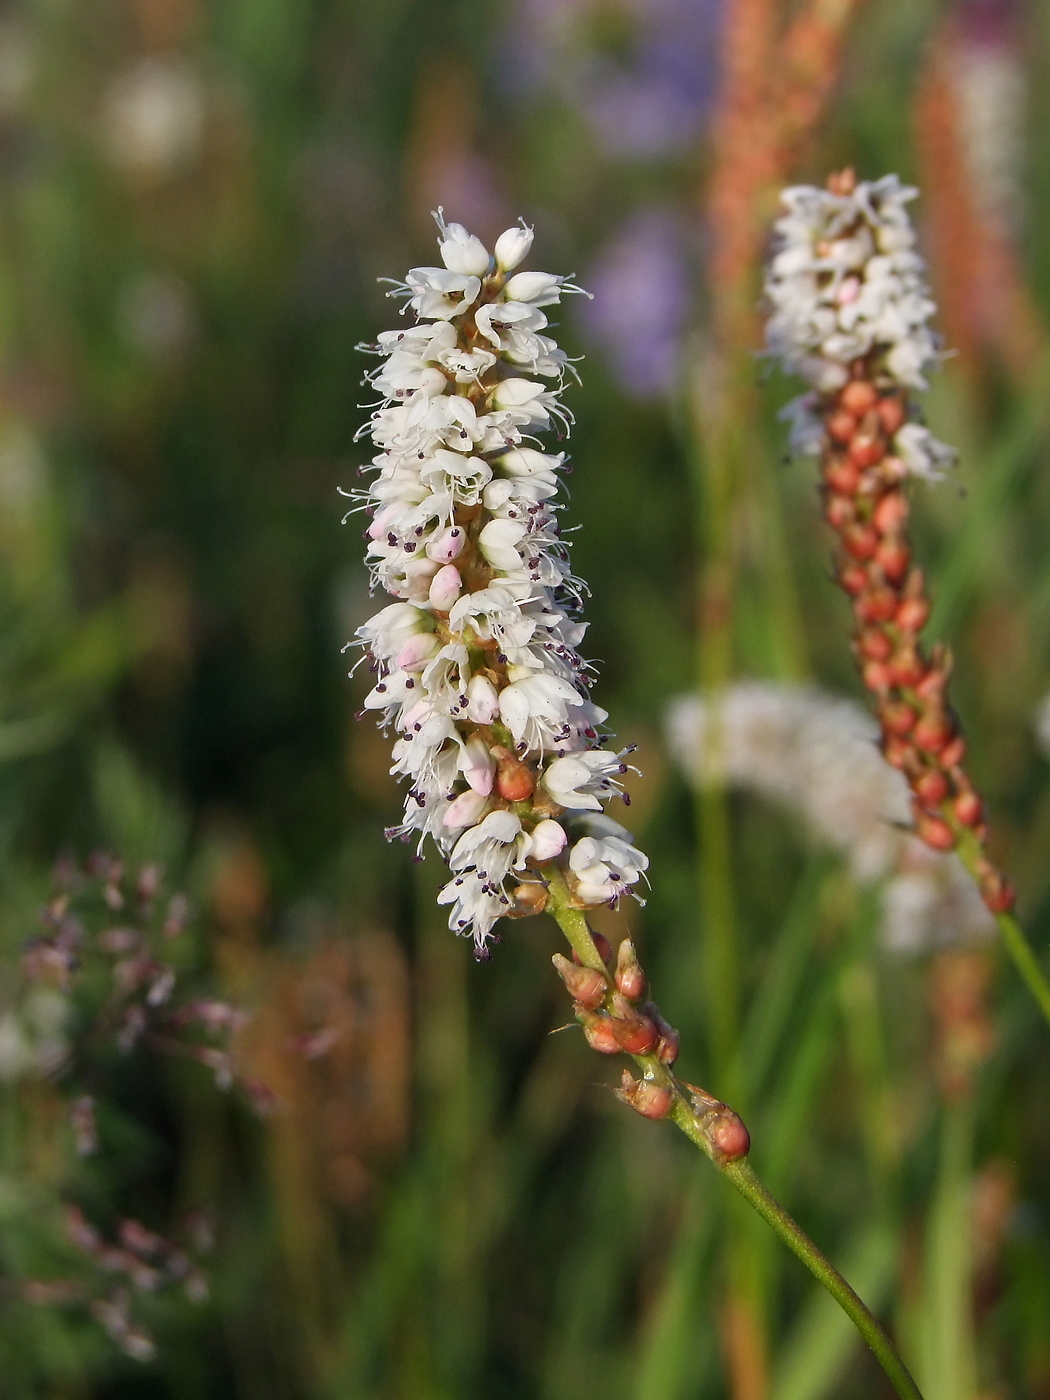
left=580, top=208, right=689, bottom=396
left=506, top=0, right=723, bottom=158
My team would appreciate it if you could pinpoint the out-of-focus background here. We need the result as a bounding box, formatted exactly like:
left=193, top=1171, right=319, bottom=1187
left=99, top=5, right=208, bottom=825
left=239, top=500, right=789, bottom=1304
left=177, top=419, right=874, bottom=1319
left=2, top=0, right=1050, bottom=1396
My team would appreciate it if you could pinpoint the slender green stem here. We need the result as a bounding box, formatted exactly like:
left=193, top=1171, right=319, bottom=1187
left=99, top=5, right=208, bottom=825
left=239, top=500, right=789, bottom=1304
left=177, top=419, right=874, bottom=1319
left=954, top=833, right=1050, bottom=1030
left=543, top=877, right=925, bottom=1400
left=720, top=1159, right=923, bottom=1400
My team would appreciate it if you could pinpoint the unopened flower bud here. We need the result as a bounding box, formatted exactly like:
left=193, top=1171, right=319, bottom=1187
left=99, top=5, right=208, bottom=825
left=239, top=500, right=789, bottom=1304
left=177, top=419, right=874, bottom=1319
left=396, top=632, right=440, bottom=672
left=494, top=222, right=534, bottom=271
left=443, top=789, right=489, bottom=829
left=529, top=818, right=567, bottom=862
left=425, top=526, right=465, bottom=563
left=614, top=939, right=646, bottom=1001
left=616, top=1069, right=673, bottom=1121
left=428, top=564, right=462, bottom=610
left=552, top=953, right=607, bottom=1010
left=465, top=674, right=500, bottom=724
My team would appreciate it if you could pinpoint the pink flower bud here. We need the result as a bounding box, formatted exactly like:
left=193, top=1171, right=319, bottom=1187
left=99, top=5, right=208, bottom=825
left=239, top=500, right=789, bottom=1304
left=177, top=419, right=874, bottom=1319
left=529, top=818, right=566, bottom=862
left=428, top=564, right=462, bottom=610
left=442, top=789, right=489, bottom=829
left=425, top=526, right=465, bottom=563
left=396, top=632, right=440, bottom=672
left=460, top=737, right=495, bottom=795
left=367, top=503, right=401, bottom=540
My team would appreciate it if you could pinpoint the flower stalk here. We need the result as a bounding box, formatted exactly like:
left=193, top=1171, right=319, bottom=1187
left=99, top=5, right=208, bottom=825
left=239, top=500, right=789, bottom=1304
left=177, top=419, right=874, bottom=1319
left=541, top=873, right=924, bottom=1400
left=764, top=168, right=1050, bottom=1029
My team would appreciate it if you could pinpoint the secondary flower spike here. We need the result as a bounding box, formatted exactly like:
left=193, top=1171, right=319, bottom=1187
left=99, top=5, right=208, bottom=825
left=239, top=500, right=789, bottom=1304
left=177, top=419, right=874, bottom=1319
left=350, top=213, right=648, bottom=955
left=764, top=170, right=1014, bottom=916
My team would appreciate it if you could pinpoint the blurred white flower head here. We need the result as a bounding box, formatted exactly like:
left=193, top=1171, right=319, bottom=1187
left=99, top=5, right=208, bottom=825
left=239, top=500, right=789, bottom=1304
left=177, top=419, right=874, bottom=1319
left=102, top=57, right=205, bottom=178
left=667, top=682, right=994, bottom=952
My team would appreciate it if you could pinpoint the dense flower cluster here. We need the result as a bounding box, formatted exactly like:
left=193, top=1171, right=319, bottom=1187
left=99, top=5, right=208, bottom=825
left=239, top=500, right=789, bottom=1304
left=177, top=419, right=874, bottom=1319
left=763, top=170, right=1014, bottom=916
left=352, top=214, right=648, bottom=955
left=667, top=683, right=994, bottom=951
left=766, top=172, right=956, bottom=480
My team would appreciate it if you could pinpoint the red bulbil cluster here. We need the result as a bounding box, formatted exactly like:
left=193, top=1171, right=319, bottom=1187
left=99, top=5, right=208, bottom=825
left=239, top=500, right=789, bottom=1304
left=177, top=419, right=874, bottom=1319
left=818, top=367, right=1014, bottom=915
left=552, top=934, right=680, bottom=1116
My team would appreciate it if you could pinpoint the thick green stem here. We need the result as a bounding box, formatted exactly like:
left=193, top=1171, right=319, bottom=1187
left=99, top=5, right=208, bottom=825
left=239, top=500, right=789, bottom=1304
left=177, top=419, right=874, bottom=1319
left=954, top=833, right=1050, bottom=1030
left=543, top=875, right=924, bottom=1400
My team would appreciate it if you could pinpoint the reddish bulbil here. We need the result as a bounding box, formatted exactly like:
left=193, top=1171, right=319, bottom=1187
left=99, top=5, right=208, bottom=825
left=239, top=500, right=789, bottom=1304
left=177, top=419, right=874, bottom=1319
left=860, top=629, right=893, bottom=661
left=915, top=812, right=956, bottom=851
left=876, top=396, right=906, bottom=434
left=581, top=1013, right=620, bottom=1055
left=881, top=701, right=917, bottom=736
left=710, top=1111, right=751, bottom=1162
left=572, top=932, right=612, bottom=967
left=856, top=588, right=899, bottom=623
left=827, top=410, right=858, bottom=444
left=848, top=433, right=885, bottom=469
left=824, top=494, right=855, bottom=529
left=954, top=790, right=983, bottom=827
left=896, top=597, right=930, bottom=632
left=844, top=524, right=879, bottom=560
left=825, top=457, right=862, bottom=494
left=940, top=736, right=967, bottom=769
left=839, top=564, right=869, bottom=596
left=875, top=539, right=910, bottom=582
left=873, top=491, right=908, bottom=534
left=840, top=380, right=878, bottom=415
left=914, top=716, right=952, bottom=754
left=915, top=769, right=950, bottom=806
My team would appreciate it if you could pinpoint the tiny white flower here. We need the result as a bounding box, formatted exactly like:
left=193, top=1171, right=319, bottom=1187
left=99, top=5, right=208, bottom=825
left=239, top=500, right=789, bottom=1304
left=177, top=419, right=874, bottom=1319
left=494, top=221, right=534, bottom=272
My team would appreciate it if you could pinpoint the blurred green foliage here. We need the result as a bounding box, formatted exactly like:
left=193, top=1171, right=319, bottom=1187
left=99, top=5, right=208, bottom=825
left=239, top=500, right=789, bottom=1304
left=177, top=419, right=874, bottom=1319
left=0, top=0, right=1049, bottom=1397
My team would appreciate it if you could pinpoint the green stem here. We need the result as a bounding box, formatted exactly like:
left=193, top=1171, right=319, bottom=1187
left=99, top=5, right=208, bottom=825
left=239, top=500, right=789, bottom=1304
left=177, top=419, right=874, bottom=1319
left=954, top=833, right=1050, bottom=1030
left=543, top=875, right=925, bottom=1400
left=720, top=1159, right=924, bottom=1400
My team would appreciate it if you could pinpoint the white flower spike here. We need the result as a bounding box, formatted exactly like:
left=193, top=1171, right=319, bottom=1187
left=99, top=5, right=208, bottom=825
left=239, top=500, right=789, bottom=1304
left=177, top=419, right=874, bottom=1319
left=351, top=213, right=646, bottom=956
